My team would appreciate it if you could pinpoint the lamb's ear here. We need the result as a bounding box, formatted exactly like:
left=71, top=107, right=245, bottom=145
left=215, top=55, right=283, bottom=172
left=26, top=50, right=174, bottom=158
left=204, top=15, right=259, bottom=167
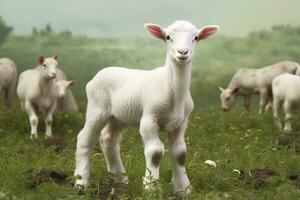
left=68, top=80, right=75, bottom=86
left=144, top=23, right=166, bottom=41
left=231, top=87, right=239, bottom=94
left=38, top=56, right=45, bottom=65
left=197, top=25, right=219, bottom=41
left=219, top=86, right=225, bottom=92
left=53, top=55, right=58, bottom=60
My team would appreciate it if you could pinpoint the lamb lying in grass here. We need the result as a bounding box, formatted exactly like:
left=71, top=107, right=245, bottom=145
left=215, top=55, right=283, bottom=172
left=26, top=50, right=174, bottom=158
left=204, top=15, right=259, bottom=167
left=0, top=58, right=17, bottom=107
left=17, top=55, right=73, bottom=138
left=219, top=61, right=300, bottom=114
left=272, top=73, right=300, bottom=133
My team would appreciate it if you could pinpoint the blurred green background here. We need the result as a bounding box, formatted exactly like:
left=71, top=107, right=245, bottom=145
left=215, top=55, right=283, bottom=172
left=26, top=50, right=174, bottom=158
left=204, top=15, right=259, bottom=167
left=1, top=1, right=300, bottom=110
left=0, top=0, right=300, bottom=109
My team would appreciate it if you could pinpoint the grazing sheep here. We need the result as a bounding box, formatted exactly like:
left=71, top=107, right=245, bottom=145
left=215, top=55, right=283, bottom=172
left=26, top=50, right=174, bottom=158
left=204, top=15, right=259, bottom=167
left=219, top=61, right=300, bottom=114
left=272, top=73, right=300, bottom=133
left=17, top=55, right=59, bottom=139
left=0, top=58, right=17, bottom=107
left=74, top=20, right=219, bottom=197
left=55, top=68, right=78, bottom=112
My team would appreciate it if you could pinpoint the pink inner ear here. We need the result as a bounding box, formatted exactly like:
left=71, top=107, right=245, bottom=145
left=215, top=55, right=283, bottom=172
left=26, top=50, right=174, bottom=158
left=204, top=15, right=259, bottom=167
left=146, top=25, right=165, bottom=41
left=198, top=26, right=218, bottom=40
left=38, top=56, right=44, bottom=65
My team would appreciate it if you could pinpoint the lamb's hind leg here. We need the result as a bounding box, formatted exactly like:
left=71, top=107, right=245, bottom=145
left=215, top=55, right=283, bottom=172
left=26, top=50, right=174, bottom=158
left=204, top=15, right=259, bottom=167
left=283, top=101, right=293, bottom=133
left=273, top=98, right=283, bottom=131
left=100, top=118, right=128, bottom=184
left=140, top=115, right=164, bottom=189
left=4, top=80, right=16, bottom=107
left=74, top=102, right=109, bottom=188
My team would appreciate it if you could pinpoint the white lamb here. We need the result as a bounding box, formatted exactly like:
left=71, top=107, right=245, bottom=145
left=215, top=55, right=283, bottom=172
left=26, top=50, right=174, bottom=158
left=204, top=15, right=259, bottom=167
left=219, top=61, right=300, bottom=114
left=74, top=20, right=219, bottom=197
left=0, top=58, right=17, bottom=107
left=272, top=73, right=300, bottom=133
left=55, top=68, right=78, bottom=112
left=17, top=55, right=59, bottom=139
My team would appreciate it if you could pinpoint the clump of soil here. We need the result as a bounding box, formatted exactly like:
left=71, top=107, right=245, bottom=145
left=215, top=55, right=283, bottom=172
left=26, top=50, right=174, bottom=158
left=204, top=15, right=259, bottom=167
left=235, top=168, right=277, bottom=189
left=286, top=174, right=300, bottom=189
left=93, top=180, right=129, bottom=200
left=28, top=168, right=69, bottom=188
left=38, top=137, right=68, bottom=152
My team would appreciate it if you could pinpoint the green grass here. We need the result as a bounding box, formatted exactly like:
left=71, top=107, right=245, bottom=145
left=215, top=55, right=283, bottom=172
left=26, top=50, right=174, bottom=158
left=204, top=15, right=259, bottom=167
left=0, top=102, right=299, bottom=200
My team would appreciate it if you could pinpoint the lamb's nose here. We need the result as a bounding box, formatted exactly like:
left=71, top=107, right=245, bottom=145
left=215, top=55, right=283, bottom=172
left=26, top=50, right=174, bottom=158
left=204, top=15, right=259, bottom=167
left=178, top=48, right=188, bottom=55
left=51, top=73, right=56, bottom=78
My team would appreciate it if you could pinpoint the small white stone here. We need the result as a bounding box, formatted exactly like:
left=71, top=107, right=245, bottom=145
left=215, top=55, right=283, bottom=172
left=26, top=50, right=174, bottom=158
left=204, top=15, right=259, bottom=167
left=233, top=169, right=241, bottom=175
left=204, top=160, right=217, bottom=167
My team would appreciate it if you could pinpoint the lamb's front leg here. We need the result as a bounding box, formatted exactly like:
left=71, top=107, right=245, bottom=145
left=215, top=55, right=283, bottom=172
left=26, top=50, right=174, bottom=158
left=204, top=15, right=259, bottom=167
left=24, top=101, right=38, bottom=139
left=168, top=119, right=191, bottom=198
left=45, top=102, right=57, bottom=138
left=259, top=88, right=268, bottom=114
left=140, top=115, right=164, bottom=189
left=244, top=95, right=251, bottom=111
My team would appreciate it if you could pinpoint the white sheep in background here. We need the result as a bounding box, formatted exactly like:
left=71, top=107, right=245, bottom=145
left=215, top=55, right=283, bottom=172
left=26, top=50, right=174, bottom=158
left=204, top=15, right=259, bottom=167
left=0, top=58, right=17, bottom=107
left=55, top=68, right=78, bottom=112
left=74, top=20, right=219, bottom=197
left=17, top=55, right=59, bottom=139
left=219, top=61, right=300, bottom=114
left=272, top=73, right=300, bottom=133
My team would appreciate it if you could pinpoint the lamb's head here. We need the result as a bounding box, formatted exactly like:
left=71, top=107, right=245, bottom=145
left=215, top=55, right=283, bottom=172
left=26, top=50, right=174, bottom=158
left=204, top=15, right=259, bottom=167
left=145, top=20, right=219, bottom=65
left=56, top=80, right=75, bottom=98
left=38, top=55, right=58, bottom=79
left=219, top=87, right=239, bottom=112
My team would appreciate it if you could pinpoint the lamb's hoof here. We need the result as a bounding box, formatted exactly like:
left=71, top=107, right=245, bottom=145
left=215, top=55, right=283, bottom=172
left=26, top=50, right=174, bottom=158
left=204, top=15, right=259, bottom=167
left=30, top=134, right=38, bottom=139
left=143, top=176, right=160, bottom=191
left=74, top=180, right=87, bottom=190
left=45, top=135, right=53, bottom=139
left=174, top=185, right=192, bottom=199
left=116, top=176, right=129, bottom=185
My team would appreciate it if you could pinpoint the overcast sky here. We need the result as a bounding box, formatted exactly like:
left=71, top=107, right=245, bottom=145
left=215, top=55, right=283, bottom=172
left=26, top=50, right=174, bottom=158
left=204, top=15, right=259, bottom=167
left=0, top=0, right=299, bottom=37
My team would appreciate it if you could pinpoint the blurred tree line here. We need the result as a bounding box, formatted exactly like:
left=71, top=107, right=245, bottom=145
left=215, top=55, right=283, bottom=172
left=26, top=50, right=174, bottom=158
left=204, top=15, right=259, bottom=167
left=0, top=16, right=13, bottom=46
left=32, top=23, right=72, bottom=38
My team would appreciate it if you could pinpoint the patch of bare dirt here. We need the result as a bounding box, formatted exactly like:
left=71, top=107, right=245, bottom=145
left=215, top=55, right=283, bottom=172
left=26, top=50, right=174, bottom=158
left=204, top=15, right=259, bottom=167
left=28, top=168, right=69, bottom=188
left=93, top=180, right=129, bottom=200
left=38, top=137, right=68, bottom=152
left=235, top=168, right=277, bottom=189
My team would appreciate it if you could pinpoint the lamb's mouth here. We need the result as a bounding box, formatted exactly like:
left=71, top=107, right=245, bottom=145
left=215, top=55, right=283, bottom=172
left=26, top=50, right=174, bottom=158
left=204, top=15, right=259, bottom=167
left=176, top=56, right=189, bottom=63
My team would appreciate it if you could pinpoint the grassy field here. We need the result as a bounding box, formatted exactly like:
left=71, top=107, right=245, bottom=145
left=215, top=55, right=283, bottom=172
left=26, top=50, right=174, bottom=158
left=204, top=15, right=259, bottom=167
left=0, top=26, right=300, bottom=199
left=0, top=103, right=299, bottom=200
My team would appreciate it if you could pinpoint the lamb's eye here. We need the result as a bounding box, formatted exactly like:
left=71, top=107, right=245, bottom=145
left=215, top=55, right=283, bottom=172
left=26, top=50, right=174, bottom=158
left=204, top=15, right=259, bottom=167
left=166, top=35, right=171, bottom=40
left=43, top=64, right=47, bottom=67
left=194, top=36, right=198, bottom=41
left=226, top=97, right=230, bottom=101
